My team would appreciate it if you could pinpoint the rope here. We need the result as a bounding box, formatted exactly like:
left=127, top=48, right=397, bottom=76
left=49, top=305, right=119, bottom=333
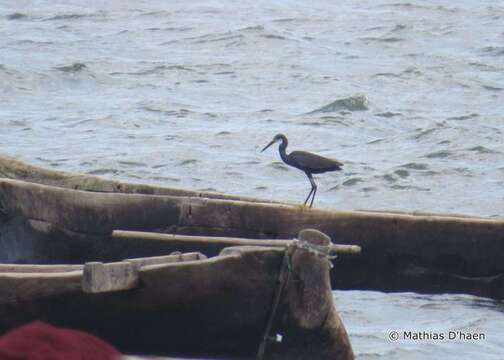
left=256, top=240, right=336, bottom=359
left=292, top=239, right=337, bottom=268
left=256, top=250, right=292, bottom=360
left=291, top=239, right=336, bottom=259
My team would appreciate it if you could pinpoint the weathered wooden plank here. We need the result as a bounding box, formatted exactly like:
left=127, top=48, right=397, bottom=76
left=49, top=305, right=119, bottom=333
left=82, top=261, right=139, bottom=293
left=0, top=264, right=83, bottom=273
left=125, top=252, right=207, bottom=267
left=0, top=271, right=82, bottom=302
left=0, top=252, right=207, bottom=273
left=0, top=154, right=275, bottom=203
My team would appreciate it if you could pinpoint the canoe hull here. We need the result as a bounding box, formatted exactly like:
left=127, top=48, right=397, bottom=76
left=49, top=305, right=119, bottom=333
left=1, top=155, right=504, bottom=300
left=0, top=247, right=280, bottom=356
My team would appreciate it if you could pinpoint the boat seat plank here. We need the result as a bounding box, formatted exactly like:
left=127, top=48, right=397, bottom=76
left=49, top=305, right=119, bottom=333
left=0, top=264, right=83, bottom=273
left=82, top=261, right=139, bottom=293
left=125, top=252, right=207, bottom=267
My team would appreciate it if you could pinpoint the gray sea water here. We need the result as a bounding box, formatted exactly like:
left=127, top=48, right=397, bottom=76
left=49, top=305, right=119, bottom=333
left=1, top=0, right=504, bottom=358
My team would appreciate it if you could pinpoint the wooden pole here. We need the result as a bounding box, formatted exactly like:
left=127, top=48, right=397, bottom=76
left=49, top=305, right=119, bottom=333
left=111, top=230, right=361, bottom=255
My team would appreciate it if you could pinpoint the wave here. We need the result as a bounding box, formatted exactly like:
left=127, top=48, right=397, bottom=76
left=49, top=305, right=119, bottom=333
left=482, top=84, right=503, bottom=92
left=399, top=163, right=429, bottom=171
left=0, top=64, right=26, bottom=83
left=127, top=64, right=193, bottom=76
left=194, top=34, right=244, bottom=44
left=49, top=14, right=88, bottom=20
left=390, top=184, right=430, bottom=191
left=6, top=13, right=27, bottom=20
left=446, top=113, right=479, bottom=121
left=373, top=67, right=423, bottom=79
left=359, top=36, right=404, bottom=43
left=412, top=128, right=438, bottom=140
left=87, top=168, right=121, bottom=176
left=179, top=159, right=198, bottom=166
left=44, top=12, right=104, bottom=21
left=375, top=112, right=402, bottom=118
left=481, top=46, right=504, bottom=57
left=394, top=169, right=410, bottom=178
left=55, top=63, right=87, bottom=73
left=269, top=162, right=289, bottom=171
left=163, top=25, right=292, bottom=47
left=467, top=146, right=499, bottom=154
left=425, top=150, right=452, bottom=159
left=342, top=177, right=364, bottom=187
left=118, top=161, right=147, bottom=167
left=238, top=25, right=265, bottom=32
left=305, top=95, right=369, bottom=114
left=261, top=34, right=287, bottom=40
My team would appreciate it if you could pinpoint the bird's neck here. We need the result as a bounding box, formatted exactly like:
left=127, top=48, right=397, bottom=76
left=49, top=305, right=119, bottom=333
left=278, top=142, right=288, bottom=162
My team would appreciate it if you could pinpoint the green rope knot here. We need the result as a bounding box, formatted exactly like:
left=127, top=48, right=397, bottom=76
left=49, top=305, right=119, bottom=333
left=292, top=239, right=337, bottom=258
left=291, top=239, right=336, bottom=268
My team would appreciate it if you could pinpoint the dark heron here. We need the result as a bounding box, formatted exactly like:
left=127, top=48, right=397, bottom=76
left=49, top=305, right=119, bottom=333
left=261, top=134, right=343, bottom=207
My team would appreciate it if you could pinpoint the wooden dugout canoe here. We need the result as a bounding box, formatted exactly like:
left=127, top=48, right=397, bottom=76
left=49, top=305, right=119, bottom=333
left=1, top=154, right=504, bottom=300
left=0, top=230, right=354, bottom=359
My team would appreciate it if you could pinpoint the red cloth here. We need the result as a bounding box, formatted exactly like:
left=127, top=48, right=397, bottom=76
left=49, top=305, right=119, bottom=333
left=0, top=321, right=121, bottom=360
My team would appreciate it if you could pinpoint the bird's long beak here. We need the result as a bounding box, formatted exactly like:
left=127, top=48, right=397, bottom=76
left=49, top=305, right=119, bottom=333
left=261, top=139, right=276, bottom=152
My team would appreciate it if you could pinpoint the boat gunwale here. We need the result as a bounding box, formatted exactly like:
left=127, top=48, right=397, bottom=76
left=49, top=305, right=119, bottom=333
left=0, top=177, right=502, bottom=225
left=1, top=154, right=500, bottom=221
left=0, top=247, right=278, bottom=279
left=0, top=154, right=282, bottom=204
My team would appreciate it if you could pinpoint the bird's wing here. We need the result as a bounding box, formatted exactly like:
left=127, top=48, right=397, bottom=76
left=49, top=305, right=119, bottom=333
left=289, top=151, right=343, bottom=171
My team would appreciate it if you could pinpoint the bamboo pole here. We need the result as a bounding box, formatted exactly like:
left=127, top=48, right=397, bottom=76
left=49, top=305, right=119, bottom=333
left=111, top=230, right=362, bottom=255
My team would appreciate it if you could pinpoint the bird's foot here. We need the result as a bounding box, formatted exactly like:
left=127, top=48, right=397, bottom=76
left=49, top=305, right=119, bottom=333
left=298, top=203, right=310, bottom=210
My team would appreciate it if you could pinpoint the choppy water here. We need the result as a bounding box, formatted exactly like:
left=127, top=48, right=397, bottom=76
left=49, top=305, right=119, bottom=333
left=336, top=291, right=504, bottom=359
left=1, top=0, right=504, bottom=358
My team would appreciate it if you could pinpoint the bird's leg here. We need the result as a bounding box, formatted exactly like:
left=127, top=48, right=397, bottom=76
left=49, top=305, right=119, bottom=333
left=303, top=173, right=316, bottom=207
left=303, top=187, right=314, bottom=206
left=308, top=174, right=317, bottom=208
left=309, top=184, right=317, bottom=208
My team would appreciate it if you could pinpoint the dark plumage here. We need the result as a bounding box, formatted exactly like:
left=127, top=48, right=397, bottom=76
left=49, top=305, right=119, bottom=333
left=261, top=134, right=343, bottom=207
